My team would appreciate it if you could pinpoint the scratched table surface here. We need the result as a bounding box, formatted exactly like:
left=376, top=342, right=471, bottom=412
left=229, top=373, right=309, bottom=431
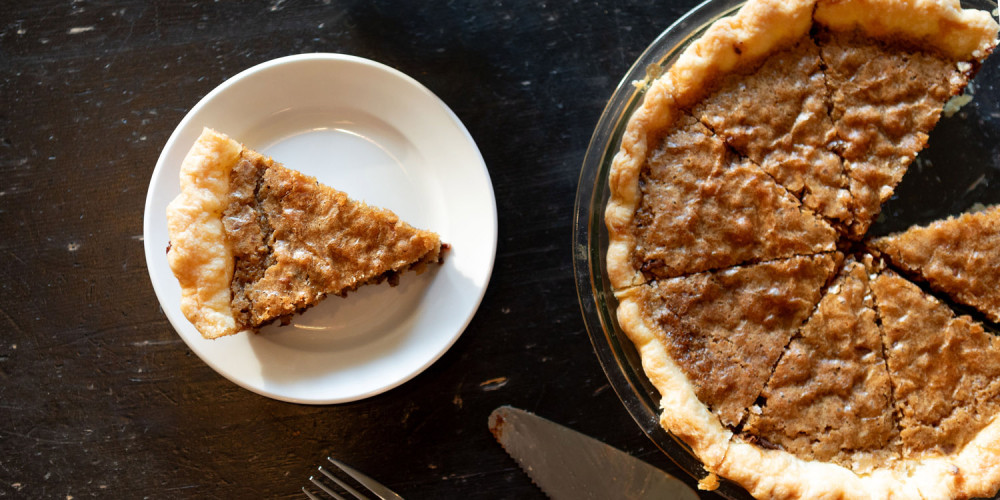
left=0, top=1, right=728, bottom=498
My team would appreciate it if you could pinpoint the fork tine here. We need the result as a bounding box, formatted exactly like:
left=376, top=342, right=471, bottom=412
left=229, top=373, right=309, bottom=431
left=318, top=466, right=369, bottom=500
left=302, top=486, right=324, bottom=500
left=327, top=458, right=405, bottom=500
left=309, top=474, right=350, bottom=500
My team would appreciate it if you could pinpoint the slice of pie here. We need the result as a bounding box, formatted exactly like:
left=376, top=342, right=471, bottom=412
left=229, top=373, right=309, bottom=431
left=607, top=113, right=837, bottom=289
left=869, top=269, right=1000, bottom=498
left=743, top=257, right=898, bottom=473
left=818, top=28, right=977, bottom=237
left=615, top=253, right=837, bottom=460
left=166, top=128, right=445, bottom=339
left=693, top=37, right=853, bottom=227
left=871, top=269, right=1000, bottom=457
left=872, top=204, right=1000, bottom=323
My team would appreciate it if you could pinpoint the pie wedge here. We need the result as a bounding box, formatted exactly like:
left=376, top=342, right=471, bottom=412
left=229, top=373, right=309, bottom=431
left=743, top=257, right=898, bottom=473
left=166, top=128, right=445, bottom=339
left=618, top=253, right=837, bottom=428
left=868, top=269, right=1000, bottom=499
left=871, top=270, right=1000, bottom=458
left=611, top=113, right=836, bottom=287
left=604, top=0, right=999, bottom=497
left=818, top=28, right=979, bottom=237
left=616, top=253, right=838, bottom=468
left=873, top=204, right=1000, bottom=322
left=692, top=37, right=853, bottom=226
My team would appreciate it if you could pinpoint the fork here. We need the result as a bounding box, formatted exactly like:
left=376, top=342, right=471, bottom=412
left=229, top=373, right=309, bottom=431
left=302, top=457, right=404, bottom=500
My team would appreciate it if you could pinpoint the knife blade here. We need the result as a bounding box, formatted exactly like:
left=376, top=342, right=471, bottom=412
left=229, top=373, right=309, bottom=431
left=488, top=406, right=700, bottom=500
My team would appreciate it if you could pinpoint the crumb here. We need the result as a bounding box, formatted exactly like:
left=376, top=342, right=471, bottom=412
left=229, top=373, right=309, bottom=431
left=943, top=93, right=973, bottom=117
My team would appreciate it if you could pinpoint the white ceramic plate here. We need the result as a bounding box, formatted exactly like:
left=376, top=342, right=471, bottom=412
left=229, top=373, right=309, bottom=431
left=143, top=54, right=497, bottom=404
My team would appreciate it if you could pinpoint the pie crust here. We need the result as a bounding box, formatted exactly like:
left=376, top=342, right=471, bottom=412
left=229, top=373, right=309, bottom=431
left=605, top=0, right=1000, bottom=497
left=165, top=129, right=242, bottom=339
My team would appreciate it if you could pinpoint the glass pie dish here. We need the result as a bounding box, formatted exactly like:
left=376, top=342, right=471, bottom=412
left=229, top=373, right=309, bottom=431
left=572, top=0, right=1000, bottom=498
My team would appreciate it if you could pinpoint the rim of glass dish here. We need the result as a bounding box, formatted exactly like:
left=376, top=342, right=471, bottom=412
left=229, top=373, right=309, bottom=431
left=572, top=0, right=750, bottom=497
left=574, top=0, right=999, bottom=498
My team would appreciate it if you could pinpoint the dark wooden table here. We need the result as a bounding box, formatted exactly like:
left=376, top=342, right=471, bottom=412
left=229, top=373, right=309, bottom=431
left=1, top=1, right=724, bottom=498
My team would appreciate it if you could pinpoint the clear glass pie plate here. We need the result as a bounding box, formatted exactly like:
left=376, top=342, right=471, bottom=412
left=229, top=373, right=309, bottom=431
left=572, top=0, right=1000, bottom=498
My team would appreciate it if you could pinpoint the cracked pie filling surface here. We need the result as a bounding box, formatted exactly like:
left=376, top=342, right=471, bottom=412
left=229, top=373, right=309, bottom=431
left=605, top=0, right=1000, bottom=497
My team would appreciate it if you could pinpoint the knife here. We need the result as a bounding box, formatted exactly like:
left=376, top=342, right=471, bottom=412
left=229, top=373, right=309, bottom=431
left=488, top=406, right=700, bottom=500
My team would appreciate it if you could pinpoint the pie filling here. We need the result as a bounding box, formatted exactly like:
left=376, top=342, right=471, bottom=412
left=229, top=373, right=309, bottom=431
left=632, top=114, right=836, bottom=281
left=606, top=0, right=999, bottom=496
left=817, top=29, right=974, bottom=237
left=692, top=37, right=853, bottom=227
left=634, top=254, right=838, bottom=427
left=221, top=149, right=444, bottom=332
left=871, top=270, right=1000, bottom=456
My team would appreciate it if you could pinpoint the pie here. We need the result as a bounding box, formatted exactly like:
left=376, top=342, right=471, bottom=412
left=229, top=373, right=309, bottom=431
left=873, top=204, right=1000, bottom=322
left=166, top=128, right=445, bottom=339
left=604, top=0, right=999, bottom=497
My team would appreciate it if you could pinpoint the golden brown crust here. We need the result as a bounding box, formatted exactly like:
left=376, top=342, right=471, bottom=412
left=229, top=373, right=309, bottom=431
left=718, top=440, right=937, bottom=499
left=666, top=0, right=818, bottom=110
left=605, top=77, right=682, bottom=289
left=948, top=416, right=1000, bottom=498
left=615, top=286, right=733, bottom=470
left=814, top=0, right=999, bottom=61
left=166, top=128, right=242, bottom=339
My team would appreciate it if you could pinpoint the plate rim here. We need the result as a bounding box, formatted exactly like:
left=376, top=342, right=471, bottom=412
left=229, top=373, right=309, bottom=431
left=143, top=52, right=498, bottom=404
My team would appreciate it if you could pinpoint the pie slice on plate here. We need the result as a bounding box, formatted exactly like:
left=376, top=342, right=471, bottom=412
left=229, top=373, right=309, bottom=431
left=166, top=128, right=445, bottom=339
left=872, top=204, right=1000, bottom=322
